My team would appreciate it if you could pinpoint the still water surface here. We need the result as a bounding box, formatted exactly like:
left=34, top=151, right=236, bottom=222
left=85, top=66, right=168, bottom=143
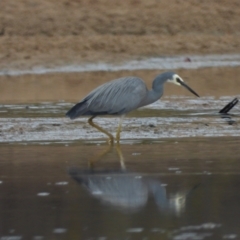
left=0, top=137, right=240, bottom=240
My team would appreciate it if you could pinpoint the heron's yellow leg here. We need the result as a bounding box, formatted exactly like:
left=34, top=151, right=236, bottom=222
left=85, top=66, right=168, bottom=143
left=88, top=144, right=113, bottom=169
left=88, top=116, right=114, bottom=144
left=116, top=116, right=124, bottom=143
left=115, top=143, right=126, bottom=170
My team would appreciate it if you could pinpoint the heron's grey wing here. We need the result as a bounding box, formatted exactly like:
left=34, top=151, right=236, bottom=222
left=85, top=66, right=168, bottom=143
left=86, top=76, right=148, bottom=115
left=66, top=76, right=147, bottom=118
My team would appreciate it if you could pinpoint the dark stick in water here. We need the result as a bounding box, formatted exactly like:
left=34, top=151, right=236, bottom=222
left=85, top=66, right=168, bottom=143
left=219, top=98, right=239, bottom=114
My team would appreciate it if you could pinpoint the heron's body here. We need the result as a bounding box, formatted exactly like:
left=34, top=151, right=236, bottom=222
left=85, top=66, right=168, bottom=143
left=66, top=76, right=164, bottom=119
left=66, top=72, right=199, bottom=143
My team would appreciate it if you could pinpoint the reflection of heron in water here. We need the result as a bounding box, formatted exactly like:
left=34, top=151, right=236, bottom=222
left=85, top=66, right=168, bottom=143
left=69, top=145, right=199, bottom=214
left=69, top=168, right=197, bottom=214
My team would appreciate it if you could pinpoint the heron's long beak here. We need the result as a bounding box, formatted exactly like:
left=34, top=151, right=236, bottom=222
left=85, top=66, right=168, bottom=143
left=177, top=79, right=200, bottom=97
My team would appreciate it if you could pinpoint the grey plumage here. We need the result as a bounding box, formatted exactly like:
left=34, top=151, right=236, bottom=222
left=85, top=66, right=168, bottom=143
left=66, top=72, right=177, bottom=119
left=66, top=71, right=199, bottom=142
left=66, top=77, right=147, bottom=119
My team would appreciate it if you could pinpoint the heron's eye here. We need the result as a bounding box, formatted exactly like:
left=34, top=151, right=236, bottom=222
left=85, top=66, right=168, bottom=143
left=176, top=78, right=181, bottom=83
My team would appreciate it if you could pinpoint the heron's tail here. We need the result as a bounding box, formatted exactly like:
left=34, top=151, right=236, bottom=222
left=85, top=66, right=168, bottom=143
left=66, top=100, right=88, bottom=119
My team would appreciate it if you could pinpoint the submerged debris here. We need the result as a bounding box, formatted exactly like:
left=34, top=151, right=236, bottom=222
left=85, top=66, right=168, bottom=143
left=219, top=98, right=239, bottom=114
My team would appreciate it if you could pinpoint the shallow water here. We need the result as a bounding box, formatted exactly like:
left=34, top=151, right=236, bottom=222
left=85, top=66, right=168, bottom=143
left=0, top=139, right=240, bottom=240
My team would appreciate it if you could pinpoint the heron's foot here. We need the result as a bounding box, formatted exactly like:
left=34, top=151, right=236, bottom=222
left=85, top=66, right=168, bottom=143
left=88, top=116, right=115, bottom=145
left=108, top=136, right=114, bottom=145
left=116, top=129, right=122, bottom=144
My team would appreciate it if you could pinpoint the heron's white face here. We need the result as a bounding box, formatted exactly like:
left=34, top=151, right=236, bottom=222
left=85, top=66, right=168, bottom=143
left=166, top=73, right=199, bottom=97
left=168, top=74, right=184, bottom=86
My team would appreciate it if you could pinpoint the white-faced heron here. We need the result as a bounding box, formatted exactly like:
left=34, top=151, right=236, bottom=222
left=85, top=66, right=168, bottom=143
left=66, top=71, right=199, bottom=143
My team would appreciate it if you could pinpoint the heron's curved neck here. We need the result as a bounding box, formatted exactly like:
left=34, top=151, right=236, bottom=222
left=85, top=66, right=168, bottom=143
left=141, top=88, right=163, bottom=107
left=140, top=75, right=166, bottom=107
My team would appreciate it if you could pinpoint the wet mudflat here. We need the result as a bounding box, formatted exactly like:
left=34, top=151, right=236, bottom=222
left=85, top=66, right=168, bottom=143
left=0, top=95, right=239, bottom=142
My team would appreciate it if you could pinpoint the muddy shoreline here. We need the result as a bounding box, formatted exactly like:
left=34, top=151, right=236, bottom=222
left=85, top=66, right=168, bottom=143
left=0, top=97, right=239, bottom=143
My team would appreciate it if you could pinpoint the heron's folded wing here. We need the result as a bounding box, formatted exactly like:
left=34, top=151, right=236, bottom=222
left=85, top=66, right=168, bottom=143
left=86, top=77, right=148, bottom=115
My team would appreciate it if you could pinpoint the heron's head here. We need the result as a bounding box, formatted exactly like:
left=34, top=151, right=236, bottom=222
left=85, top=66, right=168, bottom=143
left=168, top=73, right=200, bottom=97
left=167, top=73, right=183, bottom=86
